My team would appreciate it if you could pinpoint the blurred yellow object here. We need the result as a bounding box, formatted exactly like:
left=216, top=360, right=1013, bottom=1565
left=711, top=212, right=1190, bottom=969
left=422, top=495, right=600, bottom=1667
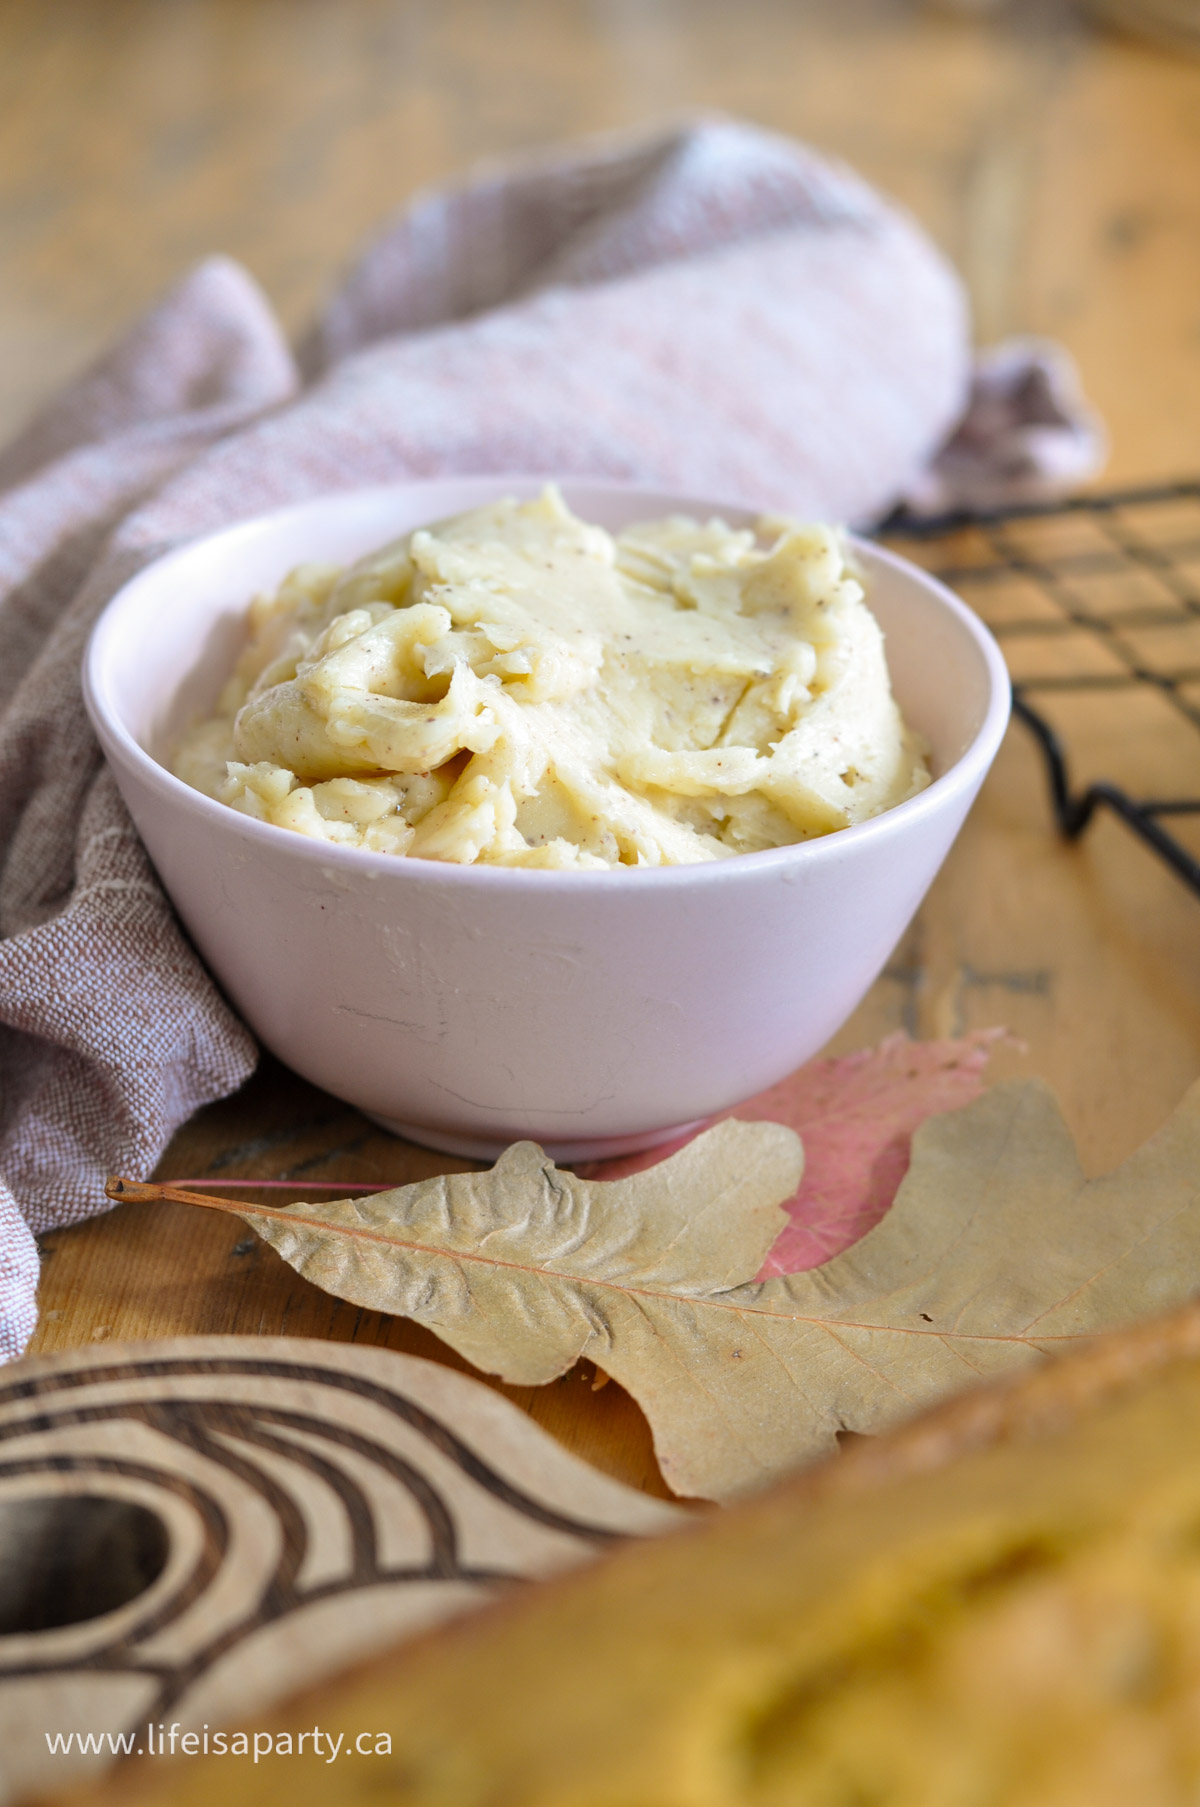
left=48, top=1301, right=1200, bottom=1807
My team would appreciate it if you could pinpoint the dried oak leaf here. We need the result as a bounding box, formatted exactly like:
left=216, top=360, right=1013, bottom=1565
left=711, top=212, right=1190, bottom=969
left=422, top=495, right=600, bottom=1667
left=121, top=1076, right=1200, bottom=1503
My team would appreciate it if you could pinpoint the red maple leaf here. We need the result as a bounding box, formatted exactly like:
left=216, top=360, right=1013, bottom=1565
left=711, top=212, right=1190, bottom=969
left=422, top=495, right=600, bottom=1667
left=582, top=1031, right=1009, bottom=1278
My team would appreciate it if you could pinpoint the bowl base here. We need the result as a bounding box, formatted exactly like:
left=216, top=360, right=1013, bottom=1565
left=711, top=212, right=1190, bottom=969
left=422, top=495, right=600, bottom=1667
left=361, top=1112, right=710, bottom=1166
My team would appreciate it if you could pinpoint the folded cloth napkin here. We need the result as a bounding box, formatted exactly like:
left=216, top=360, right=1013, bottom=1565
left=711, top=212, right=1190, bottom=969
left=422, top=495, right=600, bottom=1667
left=900, top=337, right=1107, bottom=519
left=0, top=117, right=1102, bottom=1361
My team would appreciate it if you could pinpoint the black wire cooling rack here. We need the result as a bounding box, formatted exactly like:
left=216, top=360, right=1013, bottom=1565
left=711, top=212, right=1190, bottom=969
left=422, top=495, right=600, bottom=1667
left=881, top=479, right=1200, bottom=895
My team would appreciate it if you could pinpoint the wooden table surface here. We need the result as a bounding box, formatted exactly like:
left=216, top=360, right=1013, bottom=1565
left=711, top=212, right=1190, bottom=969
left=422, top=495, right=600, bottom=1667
left=10, top=0, right=1200, bottom=1499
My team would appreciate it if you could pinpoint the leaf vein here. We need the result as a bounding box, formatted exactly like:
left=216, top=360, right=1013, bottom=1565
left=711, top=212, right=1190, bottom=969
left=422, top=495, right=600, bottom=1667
left=155, top=1187, right=1086, bottom=1348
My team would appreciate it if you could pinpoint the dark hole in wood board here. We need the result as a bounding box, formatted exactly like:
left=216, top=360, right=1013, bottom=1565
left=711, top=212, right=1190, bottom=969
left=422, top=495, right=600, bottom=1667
left=0, top=1496, right=169, bottom=1634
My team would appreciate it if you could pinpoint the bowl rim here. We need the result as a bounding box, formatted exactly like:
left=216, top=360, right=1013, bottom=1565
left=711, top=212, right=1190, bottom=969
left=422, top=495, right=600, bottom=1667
left=83, top=475, right=1012, bottom=892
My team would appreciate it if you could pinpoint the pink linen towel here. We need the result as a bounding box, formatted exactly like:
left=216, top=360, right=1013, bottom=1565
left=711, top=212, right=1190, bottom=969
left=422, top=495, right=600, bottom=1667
left=0, top=118, right=1101, bottom=1360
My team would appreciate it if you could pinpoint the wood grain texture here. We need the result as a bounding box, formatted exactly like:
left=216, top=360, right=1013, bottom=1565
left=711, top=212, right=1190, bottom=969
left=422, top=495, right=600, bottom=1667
left=0, top=1336, right=680, bottom=1801
left=12, top=0, right=1200, bottom=1496
left=1, top=0, right=1198, bottom=472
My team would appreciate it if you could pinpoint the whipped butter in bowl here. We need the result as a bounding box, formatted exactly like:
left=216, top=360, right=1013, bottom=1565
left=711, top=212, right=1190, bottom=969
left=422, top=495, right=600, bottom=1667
left=84, top=477, right=1008, bottom=1160
left=172, top=488, right=929, bottom=870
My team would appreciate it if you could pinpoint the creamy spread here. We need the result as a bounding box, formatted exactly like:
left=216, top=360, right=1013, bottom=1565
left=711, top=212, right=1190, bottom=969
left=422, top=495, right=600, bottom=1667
left=172, top=488, right=929, bottom=868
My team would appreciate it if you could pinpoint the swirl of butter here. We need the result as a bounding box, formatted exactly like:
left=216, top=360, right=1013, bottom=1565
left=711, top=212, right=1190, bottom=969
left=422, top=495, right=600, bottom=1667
left=173, top=488, right=929, bottom=868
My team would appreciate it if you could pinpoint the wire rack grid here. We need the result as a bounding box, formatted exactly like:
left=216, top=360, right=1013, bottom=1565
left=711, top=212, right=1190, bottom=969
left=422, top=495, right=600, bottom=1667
left=881, top=479, right=1200, bottom=894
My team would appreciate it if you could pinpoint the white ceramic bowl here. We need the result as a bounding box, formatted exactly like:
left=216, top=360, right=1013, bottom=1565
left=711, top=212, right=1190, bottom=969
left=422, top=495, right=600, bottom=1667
left=84, top=477, right=1010, bottom=1162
